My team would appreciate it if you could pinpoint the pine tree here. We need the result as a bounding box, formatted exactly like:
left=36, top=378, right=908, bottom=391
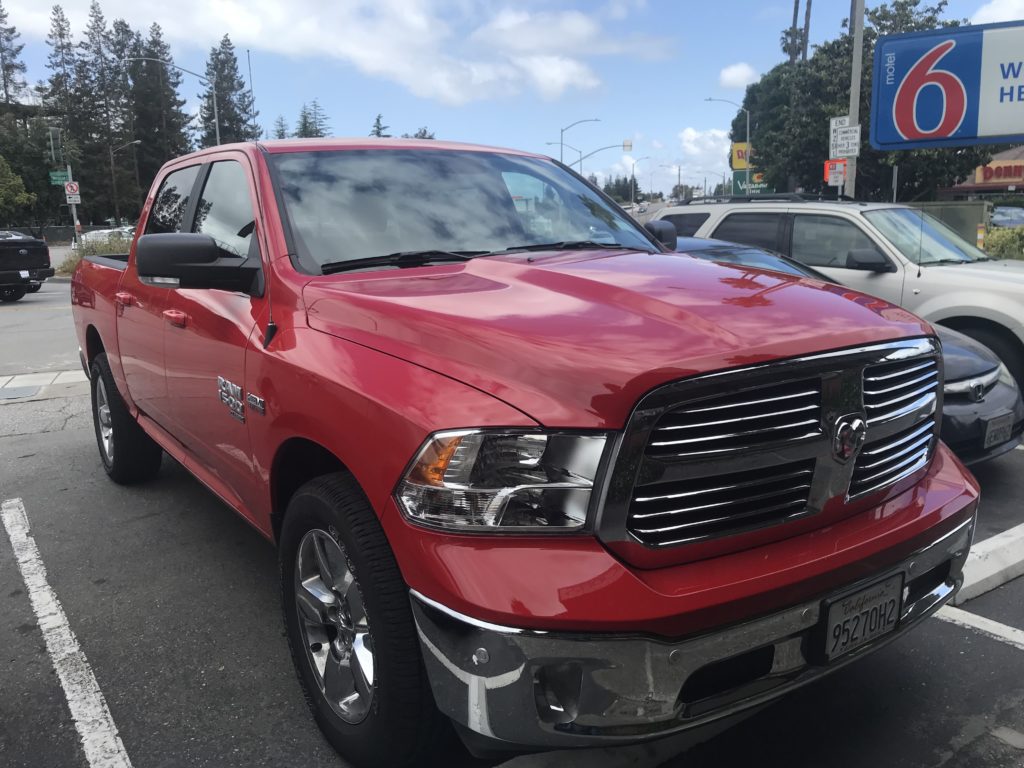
left=272, top=114, right=288, bottom=139
left=308, top=98, right=329, bottom=137
left=44, top=6, right=75, bottom=129
left=401, top=127, right=435, bottom=139
left=294, top=103, right=313, bottom=138
left=0, top=0, right=26, bottom=104
left=130, top=24, right=191, bottom=192
left=369, top=113, right=390, bottom=138
left=198, top=34, right=259, bottom=147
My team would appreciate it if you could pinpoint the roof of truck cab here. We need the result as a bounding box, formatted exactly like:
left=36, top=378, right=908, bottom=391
left=179, top=137, right=547, bottom=159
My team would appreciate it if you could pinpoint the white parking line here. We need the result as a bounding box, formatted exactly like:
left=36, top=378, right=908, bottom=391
left=936, top=605, right=1024, bottom=652
left=1, top=498, right=133, bottom=768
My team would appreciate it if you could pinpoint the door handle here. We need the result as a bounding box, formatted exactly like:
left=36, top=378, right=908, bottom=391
left=162, top=309, right=188, bottom=328
left=115, top=291, right=135, bottom=307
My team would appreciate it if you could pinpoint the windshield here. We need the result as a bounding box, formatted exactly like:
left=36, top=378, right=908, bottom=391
left=270, top=149, right=655, bottom=273
left=864, top=208, right=990, bottom=265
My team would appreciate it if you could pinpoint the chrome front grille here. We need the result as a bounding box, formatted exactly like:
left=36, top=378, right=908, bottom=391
left=604, top=338, right=943, bottom=552
left=628, top=460, right=815, bottom=546
left=863, top=357, right=939, bottom=425
left=647, top=380, right=822, bottom=459
left=851, top=418, right=936, bottom=498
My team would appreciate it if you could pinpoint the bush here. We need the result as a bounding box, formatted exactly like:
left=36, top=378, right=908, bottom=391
left=56, top=239, right=130, bottom=275
left=986, top=227, right=1024, bottom=260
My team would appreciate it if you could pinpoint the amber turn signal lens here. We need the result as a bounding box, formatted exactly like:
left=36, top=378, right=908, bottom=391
left=406, top=435, right=462, bottom=487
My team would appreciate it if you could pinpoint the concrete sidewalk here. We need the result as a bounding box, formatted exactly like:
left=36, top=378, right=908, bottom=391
left=0, top=370, right=88, bottom=401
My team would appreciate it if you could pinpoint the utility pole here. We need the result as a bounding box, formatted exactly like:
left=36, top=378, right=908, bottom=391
left=844, top=0, right=864, bottom=199
left=802, top=0, right=813, bottom=61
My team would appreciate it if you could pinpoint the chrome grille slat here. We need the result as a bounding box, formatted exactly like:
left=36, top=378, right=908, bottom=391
left=863, top=356, right=939, bottom=427
left=860, top=420, right=934, bottom=457
left=863, top=370, right=938, bottom=396
left=655, top=404, right=818, bottom=432
left=857, top=433, right=932, bottom=472
left=631, top=483, right=813, bottom=520
left=865, top=380, right=938, bottom=412
left=864, top=360, right=933, bottom=382
left=850, top=414, right=937, bottom=498
left=667, top=389, right=819, bottom=415
left=634, top=466, right=813, bottom=503
left=650, top=418, right=820, bottom=448
left=851, top=452, right=930, bottom=498
left=630, top=496, right=809, bottom=535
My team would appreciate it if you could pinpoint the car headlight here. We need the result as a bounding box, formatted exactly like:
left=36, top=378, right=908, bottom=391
left=998, top=363, right=1015, bottom=388
left=396, top=430, right=609, bottom=532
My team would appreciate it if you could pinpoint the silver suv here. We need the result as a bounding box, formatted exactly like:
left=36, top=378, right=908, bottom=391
left=653, top=198, right=1024, bottom=389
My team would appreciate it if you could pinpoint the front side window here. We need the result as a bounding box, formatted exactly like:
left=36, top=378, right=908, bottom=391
left=710, top=212, right=783, bottom=251
left=145, top=165, right=200, bottom=235
left=864, top=208, right=990, bottom=265
left=192, top=161, right=258, bottom=258
left=663, top=212, right=710, bottom=237
left=270, top=149, right=655, bottom=273
left=791, top=214, right=886, bottom=268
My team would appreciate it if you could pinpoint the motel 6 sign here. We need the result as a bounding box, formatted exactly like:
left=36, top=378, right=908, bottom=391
left=871, top=20, right=1024, bottom=150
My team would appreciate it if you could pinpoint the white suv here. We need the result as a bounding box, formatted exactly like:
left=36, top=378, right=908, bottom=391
left=653, top=198, right=1024, bottom=388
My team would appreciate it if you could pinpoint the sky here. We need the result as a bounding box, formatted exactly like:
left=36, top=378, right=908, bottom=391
left=9, top=0, right=1024, bottom=195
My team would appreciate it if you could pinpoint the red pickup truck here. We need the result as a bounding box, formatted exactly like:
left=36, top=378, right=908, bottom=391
left=72, top=139, right=979, bottom=766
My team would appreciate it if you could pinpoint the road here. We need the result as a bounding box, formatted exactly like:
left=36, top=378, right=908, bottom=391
left=0, top=280, right=79, bottom=376
left=2, top=281, right=1024, bottom=768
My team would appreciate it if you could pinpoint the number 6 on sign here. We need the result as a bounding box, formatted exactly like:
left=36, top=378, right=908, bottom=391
left=893, top=40, right=968, bottom=140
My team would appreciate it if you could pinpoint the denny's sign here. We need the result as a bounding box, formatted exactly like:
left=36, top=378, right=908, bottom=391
left=976, top=160, right=1024, bottom=184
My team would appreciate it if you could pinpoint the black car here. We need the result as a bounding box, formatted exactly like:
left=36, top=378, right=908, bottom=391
left=676, top=236, right=1024, bottom=465
left=0, top=231, right=54, bottom=302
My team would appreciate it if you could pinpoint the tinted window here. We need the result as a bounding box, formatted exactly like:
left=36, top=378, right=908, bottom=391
left=710, top=213, right=783, bottom=251
left=791, top=214, right=884, bottom=268
left=664, top=213, right=710, bottom=237
left=145, top=165, right=200, bottom=235
left=271, top=149, right=654, bottom=273
left=192, top=161, right=257, bottom=258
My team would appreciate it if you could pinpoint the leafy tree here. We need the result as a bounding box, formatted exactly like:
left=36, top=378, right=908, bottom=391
left=733, top=0, right=992, bottom=201
left=602, top=174, right=640, bottom=202
left=369, top=113, right=390, bottom=137
left=0, top=154, right=35, bottom=224
left=272, top=114, right=288, bottom=139
left=401, top=126, right=435, bottom=139
left=0, top=0, right=26, bottom=104
left=198, top=34, right=259, bottom=147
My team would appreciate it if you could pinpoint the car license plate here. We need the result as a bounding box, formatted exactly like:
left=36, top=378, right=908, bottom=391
left=19, top=270, right=28, bottom=278
left=825, top=575, right=902, bottom=660
left=983, top=412, right=1014, bottom=450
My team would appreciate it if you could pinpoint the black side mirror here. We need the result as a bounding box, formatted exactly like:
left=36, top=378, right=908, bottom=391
left=644, top=220, right=677, bottom=250
left=136, top=233, right=262, bottom=295
left=846, top=248, right=894, bottom=273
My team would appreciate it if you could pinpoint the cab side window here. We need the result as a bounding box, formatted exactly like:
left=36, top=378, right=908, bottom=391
left=791, top=214, right=885, bottom=268
left=663, top=213, right=710, bottom=238
left=710, top=212, right=783, bottom=251
left=192, top=161, right=258, bottom=258
left=145, top=165, right=200, bottom=234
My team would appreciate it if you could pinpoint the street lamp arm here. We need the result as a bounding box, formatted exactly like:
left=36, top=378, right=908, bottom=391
left=122, top=56, right=214, bottom=85
left=578, top=144, right=625, bottom=163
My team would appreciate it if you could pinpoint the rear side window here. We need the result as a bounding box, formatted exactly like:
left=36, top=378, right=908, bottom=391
left=710, top=212, right=783, bottom=251
left=192, top=161, right=258, bottom=258
left=145, top=165, right=200, bottom=234
left=791, top=214, right=883, bottom=267
left=663, top=213, right=710, bottom=237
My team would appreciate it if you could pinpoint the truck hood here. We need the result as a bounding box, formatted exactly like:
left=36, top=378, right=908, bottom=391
left=924, top=257, right=1024, bottom=287
left=303, top=251, right=933, bottom=428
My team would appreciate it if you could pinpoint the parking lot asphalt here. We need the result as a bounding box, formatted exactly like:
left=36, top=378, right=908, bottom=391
left=0, top=281, right=80, bottom=376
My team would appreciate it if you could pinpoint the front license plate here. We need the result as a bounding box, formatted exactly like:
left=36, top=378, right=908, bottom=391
left=825, top=575, right=902, bottom=660
left=984, top=412, right=1014, bottom=450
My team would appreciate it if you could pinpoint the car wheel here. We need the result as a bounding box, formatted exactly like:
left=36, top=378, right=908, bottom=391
left=90, top=352, right=163, bottom=484
left=955, top=326, right=1024, bottom=393
left=26, top=283, right=41, bottom=293
left=280, top=472, right=445, bottom=768
left=0, top=286, right=27, bottom=302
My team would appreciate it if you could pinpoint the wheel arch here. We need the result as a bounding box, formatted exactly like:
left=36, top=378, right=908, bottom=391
left=85, top=324, right=105, bottom=365
left=270, top=437, right=347, bottom=543
left=935, top=315, right=1024, bottom=363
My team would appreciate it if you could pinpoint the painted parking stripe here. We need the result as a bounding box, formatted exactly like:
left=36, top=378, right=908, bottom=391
left=936, top=605, right=1024, bottom=652
left=1, top=498, right=133, bottom=768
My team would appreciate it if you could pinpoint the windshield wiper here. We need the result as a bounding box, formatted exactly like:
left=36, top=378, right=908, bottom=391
left=320, top=250, right=490, bottom=275
left=497, top=240, right=651, bottom=254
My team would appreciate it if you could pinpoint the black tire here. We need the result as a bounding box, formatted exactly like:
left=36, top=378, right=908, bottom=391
left=0, top=286, right=27, bottom=302
left=954, top=326, right=1024, bottom=393
left=89, top=352, right=163, bottom=484
left=26, top=283, right=41, bottom=293
left=280, top=473, right=445, bottom=768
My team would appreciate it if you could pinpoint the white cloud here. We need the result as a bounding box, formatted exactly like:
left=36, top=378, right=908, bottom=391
left=719, top=62, right=760, bottom=89
left=603, top=0, right=647, bottom=20
left=676, top=126, right=731, bottom=180
left=972, top=0, right=1024, bottom=23
left=11, top=0, right=664, bottom=105
left=651, top=138, right=664, bottom=149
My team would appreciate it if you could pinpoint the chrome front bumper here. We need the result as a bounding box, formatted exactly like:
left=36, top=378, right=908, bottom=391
left=411, top=515, right=974, bottom=751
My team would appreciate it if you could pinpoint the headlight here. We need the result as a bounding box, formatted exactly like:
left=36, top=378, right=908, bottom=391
left=998, top=363, right=1015, bottom=388
left=396, top=430, right=608, bottom=532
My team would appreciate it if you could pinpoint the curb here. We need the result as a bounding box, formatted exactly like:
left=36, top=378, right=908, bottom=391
left=49, top=276, right=72, bottom=283
left=952, top=520, right=1024, bottom=605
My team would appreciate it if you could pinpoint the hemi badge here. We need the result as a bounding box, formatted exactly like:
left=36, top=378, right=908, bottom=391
left=246, top=393, right=266, bottom=415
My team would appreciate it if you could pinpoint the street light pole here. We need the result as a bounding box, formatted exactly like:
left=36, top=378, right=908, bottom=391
left=705, top=97, right=751, bottom=192
left=122, top=57, right=220, bottom=145
left=109, top=140, right=141, bottom=225
left=546, top=141, right=582, bottom=171
left=630, top=156, right=650, bottom=210
left=559, top=118, right=599, bottom=164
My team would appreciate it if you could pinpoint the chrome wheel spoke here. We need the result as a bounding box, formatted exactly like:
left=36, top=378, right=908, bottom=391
left=344, top=576, right=367, bottom=629
left=351, top=632, right=374, bottom=699
left=313, top=534, right=346, bottom=591
left=297, top=578, right=336, bottom=625
left=323, top=653, right=356, bottom=704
